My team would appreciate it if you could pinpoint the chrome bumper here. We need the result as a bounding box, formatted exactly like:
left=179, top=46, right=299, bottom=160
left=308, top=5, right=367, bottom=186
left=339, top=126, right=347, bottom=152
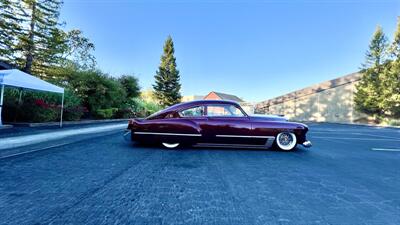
left=302, top=140, right=312, bottom=148
left=123, top=129, right=131, bottom=142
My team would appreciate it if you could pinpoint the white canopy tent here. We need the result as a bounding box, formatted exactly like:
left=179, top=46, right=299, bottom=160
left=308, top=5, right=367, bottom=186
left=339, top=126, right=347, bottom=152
left=0, top=69, right=65, bottom=127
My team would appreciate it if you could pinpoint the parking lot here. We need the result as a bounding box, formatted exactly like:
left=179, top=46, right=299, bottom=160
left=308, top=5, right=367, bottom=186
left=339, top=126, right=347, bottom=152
left=0, top=123, right=399, bottom=225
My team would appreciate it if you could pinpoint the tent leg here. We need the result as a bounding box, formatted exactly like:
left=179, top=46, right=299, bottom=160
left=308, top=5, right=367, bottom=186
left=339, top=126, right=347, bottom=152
left=0, top=85, right=4, bottom=126
left=18, top=89, right=23, bottom=104
left=60, top=92, right=64, bottom=128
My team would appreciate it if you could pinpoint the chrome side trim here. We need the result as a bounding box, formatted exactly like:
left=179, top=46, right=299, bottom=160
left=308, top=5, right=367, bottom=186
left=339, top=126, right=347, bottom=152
left=265, top=137, right=275, bottom=148
left=216, top=135, right=275, bottom=139
left=123, top=130, right=131, bottom=142
left=194, top=143, right=268, bottom=149
left=134, top=132, right=201, bottom=137
left=302, top=140, right=312, bottom=148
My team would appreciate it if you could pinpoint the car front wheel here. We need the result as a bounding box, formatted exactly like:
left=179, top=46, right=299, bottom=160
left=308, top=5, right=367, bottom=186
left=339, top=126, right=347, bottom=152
left=162, top=143, right=180, bottom=149
left=276, top=132, right=297, bottom=151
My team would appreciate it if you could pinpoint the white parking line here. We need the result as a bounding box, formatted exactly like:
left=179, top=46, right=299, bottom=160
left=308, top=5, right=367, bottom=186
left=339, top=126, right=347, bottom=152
left=0, top=143, right=70, bottom=159
left=312, top=136, right=400, bottom=141
left=371, top=148, right=400, bottom=152
left=353, top=133, right=400, bottom=139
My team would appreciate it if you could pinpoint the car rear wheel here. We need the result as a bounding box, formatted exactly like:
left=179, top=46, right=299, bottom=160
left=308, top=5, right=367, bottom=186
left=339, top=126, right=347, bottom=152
left=276, top=132, right=297, bottom=151
left=162, top=143, right=180, bottom=149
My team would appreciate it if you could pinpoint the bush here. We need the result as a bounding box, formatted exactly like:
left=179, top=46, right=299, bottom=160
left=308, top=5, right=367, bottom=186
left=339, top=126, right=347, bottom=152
left=15, top=99, right=59, bottom=122
left=94, top=108, right=118, bottom=119
left=114, top=107, right=135, bottom=119
left=62, top=89, right=86, bottom=121
left=119, top=75, right=140, bottom=99
left=128, top=98, right=162, bottom=118
left=64, top=106, right=87, bottom=121
left=64, top=69, right=127, bottom=113
left=2, top=87, right=84, bottom=123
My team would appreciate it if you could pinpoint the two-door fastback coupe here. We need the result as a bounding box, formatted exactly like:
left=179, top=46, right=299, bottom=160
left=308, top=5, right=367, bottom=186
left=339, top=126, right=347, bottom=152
left=127, top=100, right=312, bottom=151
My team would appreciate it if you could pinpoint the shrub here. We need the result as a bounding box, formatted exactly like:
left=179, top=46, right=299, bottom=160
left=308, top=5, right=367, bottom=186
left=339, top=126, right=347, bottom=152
left=114, top=107, right=135, bottom=119
left=63, top=106, right=88, bottom=121
left=128, top=98, right=162, bottom=118
left=64, top=69, right=127, bottom=113
left=119, top=75, right=140, bottom=99
left=94, top=108, right=118, bottom=119
left=2, top=87, right=84, bottom=122
left=18, top=98, right=59, bottom=122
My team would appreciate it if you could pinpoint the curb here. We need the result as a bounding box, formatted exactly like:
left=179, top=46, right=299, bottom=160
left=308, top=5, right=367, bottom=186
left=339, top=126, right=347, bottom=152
left=0, top=124, right=13, bottom=130
left=8, top=118, right=129, bottom=128
left=0, top=123, right=127, bottom=151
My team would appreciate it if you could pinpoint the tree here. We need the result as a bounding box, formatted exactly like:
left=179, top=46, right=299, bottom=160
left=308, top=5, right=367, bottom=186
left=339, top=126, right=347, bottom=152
left=0, top=0, right=96, bottom=78
left=65, top=69, right=127, bottom=113
left=380, top=61, right=400, bottom=118
left=119, top=75, right=141, bottom=99
left=0, top=0, right=22, bottom=63
left=153, top=36, right=182, bottom=106
left=16, top=0, right=63, bottom=74
left=381, top=18, right=400, bottom=118
left=389, top=17, right=400, bottom=59
left=362, top=26, right=388, bottom=69
left=355, top=26, right=389, bottom=118
left=43, top=29, right=96, bottom=73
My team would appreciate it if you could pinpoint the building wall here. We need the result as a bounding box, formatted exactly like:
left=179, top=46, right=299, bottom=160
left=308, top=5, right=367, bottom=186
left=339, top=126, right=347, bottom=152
left=255, top=74, right=367, bottom=123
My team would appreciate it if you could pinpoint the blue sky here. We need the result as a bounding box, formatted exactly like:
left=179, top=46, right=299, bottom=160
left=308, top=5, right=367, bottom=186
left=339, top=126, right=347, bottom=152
left=61, top=0, right=399, bottom=102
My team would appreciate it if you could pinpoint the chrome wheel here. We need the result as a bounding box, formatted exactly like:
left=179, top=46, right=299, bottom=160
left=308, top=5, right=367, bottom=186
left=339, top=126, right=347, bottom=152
left=162, top=143, right=180, bottom=149
left=276, top=132, right=297, bottom=151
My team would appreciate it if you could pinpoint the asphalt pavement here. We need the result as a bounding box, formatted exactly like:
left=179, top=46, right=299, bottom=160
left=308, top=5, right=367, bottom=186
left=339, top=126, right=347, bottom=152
left=0, top=123, right=399, bottom=225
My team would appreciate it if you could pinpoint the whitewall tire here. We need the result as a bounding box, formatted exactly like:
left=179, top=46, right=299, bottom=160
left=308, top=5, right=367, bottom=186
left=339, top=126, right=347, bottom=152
left=162, top=143, right=180, bottom=149
left=276, top=132, right=297, bottom=151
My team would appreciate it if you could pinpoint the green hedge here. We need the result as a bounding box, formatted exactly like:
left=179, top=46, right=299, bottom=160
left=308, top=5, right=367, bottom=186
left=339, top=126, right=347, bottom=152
left=94, top=108, right=118, bottom=119
left=2, top=87, right=85, bottom=123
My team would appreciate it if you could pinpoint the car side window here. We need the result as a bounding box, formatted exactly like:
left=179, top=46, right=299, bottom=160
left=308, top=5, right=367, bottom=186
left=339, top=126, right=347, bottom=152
left=207, top=104, right=245, bottom=117
left=179, top=106, right=205, bottom=117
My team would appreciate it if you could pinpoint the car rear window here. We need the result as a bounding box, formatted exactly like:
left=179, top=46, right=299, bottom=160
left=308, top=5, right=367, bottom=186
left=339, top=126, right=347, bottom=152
left=179, top=106, right=205, bottom=117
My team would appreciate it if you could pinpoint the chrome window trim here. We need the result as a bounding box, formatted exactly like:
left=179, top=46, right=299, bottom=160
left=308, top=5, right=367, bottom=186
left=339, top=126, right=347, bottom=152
left=216, top=135, right=275, bottom=139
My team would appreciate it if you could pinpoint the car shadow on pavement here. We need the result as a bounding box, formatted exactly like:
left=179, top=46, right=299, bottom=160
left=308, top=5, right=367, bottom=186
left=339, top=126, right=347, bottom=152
left=124, top=141, right=310, bottom=155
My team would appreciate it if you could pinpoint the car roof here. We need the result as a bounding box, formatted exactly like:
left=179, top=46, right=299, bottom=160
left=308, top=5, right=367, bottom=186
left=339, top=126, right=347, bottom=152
left=146, top=100, right=242, bottom=119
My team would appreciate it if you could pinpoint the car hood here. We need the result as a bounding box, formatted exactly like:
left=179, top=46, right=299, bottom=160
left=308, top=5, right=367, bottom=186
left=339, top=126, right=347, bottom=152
left=249, top=114, right=288, bottom=122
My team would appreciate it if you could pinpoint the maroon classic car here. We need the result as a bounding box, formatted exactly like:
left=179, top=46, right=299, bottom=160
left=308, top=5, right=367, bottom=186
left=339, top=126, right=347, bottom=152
left=126, top=100, right=312, bottom=151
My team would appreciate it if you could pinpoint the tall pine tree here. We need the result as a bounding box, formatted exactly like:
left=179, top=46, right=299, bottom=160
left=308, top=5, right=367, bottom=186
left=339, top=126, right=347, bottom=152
left=362, top=26, right=388, bottom=69
left=390, top=17, right=400, bottom=59
left=381, top=17, right=400, bottom=118
left=0, top=0, right=95, bottom=78
left=354, top=26, right=388, bottom=118
left=0, top=0, right=22, bottom=63
left=153, top=36, right=182, bottom=106
left=19, top=0, right=63, bottom=75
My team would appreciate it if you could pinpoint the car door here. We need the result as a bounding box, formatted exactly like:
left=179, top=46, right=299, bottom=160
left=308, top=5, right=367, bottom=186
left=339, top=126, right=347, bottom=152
left=172, top=105, right=209, bottom=144
left=140, top=105, right=207, bottom=145
left=203, top=104, right=253, bottom=145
